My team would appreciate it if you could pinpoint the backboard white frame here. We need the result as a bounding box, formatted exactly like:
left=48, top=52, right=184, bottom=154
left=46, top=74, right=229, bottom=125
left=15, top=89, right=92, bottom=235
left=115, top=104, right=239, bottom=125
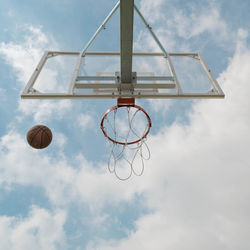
left=21, top=51, right=224, bottom=99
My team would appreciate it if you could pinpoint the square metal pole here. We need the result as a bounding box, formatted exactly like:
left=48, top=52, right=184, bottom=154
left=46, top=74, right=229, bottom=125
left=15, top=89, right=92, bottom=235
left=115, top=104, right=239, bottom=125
left=120, top=0, right=134, bottom=83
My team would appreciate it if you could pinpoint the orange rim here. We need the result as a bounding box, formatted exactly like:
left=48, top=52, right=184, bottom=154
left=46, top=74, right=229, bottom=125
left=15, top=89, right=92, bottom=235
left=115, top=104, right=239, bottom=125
left=100, top=104, right=151, bottom=145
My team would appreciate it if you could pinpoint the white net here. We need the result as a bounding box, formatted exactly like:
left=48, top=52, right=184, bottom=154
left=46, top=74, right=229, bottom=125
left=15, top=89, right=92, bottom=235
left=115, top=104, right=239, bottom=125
left=101, top=106, right=151, bottom=180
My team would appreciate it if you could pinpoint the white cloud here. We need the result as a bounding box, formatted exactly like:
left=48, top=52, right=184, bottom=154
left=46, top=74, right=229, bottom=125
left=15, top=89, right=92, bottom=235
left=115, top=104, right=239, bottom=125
left=170, top=6, right=228, bottom=40
left=0, top=130, right=146, bottom=208
left=0, top=25, right=73, bottom=122
left=53, top=132, right=67, bottom=148
left=0, top=130, right=75, bottom=204
left=135, top=0, right=233, bottom=53
left=0, top=25, right=56, bottom=85
left=0, top=206, right=66, bottom=250
left=138, top=0, right=165, bottom=24
left=18, top=99, right=72, bottom=123
left=147, top=99, right=172, bottom=114
left=237, top=28, right=248, bottom=40
left=77, top=113, right=94, bottom=133
left=84, top=32, right=250, bottom=250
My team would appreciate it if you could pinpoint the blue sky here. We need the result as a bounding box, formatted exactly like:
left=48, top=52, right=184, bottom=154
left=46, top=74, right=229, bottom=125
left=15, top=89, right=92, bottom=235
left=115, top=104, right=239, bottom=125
left=0, top=0, right=250, bottom=249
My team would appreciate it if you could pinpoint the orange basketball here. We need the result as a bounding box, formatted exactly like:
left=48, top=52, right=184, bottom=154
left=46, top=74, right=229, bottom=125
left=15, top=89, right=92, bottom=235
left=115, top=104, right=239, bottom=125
left=26, top=125, right=53, bottom=149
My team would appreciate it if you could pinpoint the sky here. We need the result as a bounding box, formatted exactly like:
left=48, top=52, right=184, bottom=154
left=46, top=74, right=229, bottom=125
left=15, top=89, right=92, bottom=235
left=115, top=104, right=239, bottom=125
left=0, top=0, right=250, bottom=249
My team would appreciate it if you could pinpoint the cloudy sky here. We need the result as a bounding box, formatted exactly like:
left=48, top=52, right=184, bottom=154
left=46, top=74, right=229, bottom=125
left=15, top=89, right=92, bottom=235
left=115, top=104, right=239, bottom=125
left=0, top=0, right=250, bottom=249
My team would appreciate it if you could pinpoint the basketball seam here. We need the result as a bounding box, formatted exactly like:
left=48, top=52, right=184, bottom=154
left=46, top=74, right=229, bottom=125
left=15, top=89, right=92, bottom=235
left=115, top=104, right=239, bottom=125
left=40, top=127, right=52, bottom=148
left=29, top=126, right=43, bottom=147
left=40, top=129, right=44, bottom=149
left=42, top=128, right=52, bottom=141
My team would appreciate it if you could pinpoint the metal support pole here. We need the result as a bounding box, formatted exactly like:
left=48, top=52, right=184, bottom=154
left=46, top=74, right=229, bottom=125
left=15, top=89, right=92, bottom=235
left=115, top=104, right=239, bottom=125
left=120, top=0, right=134, bottom=83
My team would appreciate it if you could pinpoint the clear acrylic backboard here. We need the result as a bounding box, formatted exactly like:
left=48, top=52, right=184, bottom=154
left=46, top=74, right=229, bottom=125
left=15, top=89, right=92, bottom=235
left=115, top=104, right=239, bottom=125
left=21, top=51, right=224, bottom=100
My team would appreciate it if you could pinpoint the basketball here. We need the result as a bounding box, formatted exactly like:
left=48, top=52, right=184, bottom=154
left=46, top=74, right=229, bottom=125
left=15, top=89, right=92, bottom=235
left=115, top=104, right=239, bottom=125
left=26, top=125, right=53, bottom=149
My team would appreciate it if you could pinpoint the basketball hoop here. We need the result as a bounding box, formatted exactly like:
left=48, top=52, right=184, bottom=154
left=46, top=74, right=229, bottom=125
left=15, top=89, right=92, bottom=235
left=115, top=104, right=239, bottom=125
left=101, top=98, right=151, bottom=180
left=20, top=0, right=225, bottom=181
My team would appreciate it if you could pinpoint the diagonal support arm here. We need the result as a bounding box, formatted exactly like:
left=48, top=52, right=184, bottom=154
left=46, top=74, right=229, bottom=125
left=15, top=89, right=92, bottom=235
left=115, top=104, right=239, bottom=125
left=134, top=4, right=182, bottom=93
left=68, top=1, right=120, bottom=95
